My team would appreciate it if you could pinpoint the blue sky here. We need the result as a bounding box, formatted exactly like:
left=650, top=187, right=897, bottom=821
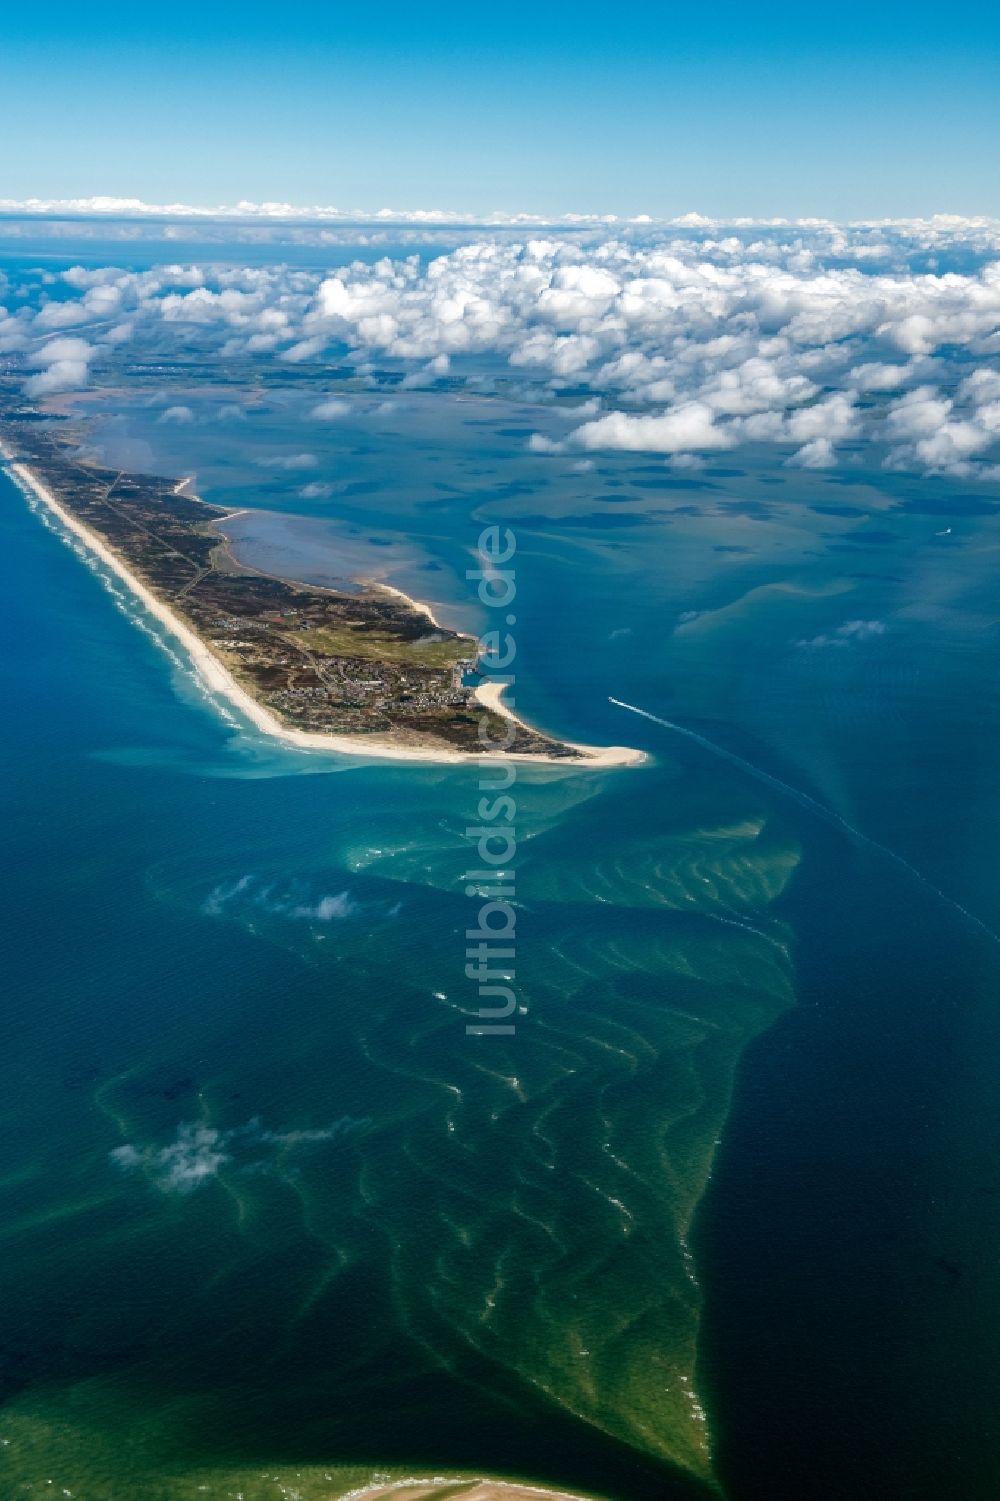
left=3, top=0, right=999, bottom=217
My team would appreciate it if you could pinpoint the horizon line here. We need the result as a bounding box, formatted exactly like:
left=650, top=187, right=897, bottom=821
left=1, top=198, right=996, bottom=231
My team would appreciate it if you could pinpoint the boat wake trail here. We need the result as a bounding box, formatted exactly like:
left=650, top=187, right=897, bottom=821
left=609, top=697, right=1000, bottom=950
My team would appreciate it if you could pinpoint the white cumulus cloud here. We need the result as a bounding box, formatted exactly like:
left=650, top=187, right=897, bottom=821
left=567, top=402, right=735, bottom=454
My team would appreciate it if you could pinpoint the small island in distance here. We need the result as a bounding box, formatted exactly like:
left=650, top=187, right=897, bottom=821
left=0, top=398, right=641, bottom=768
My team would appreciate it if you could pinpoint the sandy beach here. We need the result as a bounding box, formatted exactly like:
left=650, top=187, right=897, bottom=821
left=473, top=679, right=644, bottom=766
left=2, top=446, right=643, bottom=770
left=338, top=1479, right=602, bottom=1501
left=367, top=578, right=449, bottom=630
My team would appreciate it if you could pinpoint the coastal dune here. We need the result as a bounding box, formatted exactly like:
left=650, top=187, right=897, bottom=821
left=2, top=447, right=643, bottom=770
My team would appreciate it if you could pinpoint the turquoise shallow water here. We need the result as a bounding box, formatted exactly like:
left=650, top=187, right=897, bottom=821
left=4, top=378, right=1000, bottom=1500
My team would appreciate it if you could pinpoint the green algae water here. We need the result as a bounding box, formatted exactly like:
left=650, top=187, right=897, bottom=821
left=4, top=392, right=1000, bottom=1501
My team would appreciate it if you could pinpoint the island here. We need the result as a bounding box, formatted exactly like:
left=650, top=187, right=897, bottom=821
left=0, top=406, right=642, bottom=767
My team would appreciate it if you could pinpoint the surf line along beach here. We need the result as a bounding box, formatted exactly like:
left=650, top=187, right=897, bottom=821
left=1, top=442, right=643, bottom=769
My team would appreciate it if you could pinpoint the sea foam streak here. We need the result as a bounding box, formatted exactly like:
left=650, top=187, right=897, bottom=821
left=609, top=698, right=1000, bottom=949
